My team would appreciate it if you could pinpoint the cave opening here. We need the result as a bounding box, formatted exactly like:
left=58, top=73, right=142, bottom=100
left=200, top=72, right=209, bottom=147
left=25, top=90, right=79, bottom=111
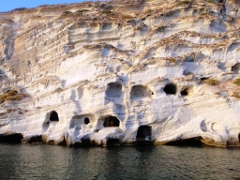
left=166, top=137, right=203, bottom=147
left=106, top=82, right=122, bottom=98
left=50, top=111, right=59, bottom=122
left=136, top=125, right=152, bottom=141
left=103, top=116, right=120, bottom=127
left=163, top=83, right=177, bottom=95
left=180, top=88, right=188, bottom=96
left=0, top=133, right=23, bottom=143
left=231, top=63, right=240, bottom=73
left=130, top=85, right=153, bottom=99
left=70, top=114, right=95, bottom=128
left=84, top=117, right=90, bottom=125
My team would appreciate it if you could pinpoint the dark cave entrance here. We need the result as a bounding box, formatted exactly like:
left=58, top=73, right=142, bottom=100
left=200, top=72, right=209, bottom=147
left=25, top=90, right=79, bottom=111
left=0, top=133, right=23, bottom=143
left=136, top=125, right=152, bottom=141
left=166, top=137, right=203, bottom=147
left=84, top=118, right=90, bottom=125
left=50, top=111, right=59, bottom=122
left=231, top=63, right=240, bottom=73
left=103, top=116, right=120, bottom=127
left=163, top=83, right=177, bottom=95
left=180, top=88, right=188, bottom=96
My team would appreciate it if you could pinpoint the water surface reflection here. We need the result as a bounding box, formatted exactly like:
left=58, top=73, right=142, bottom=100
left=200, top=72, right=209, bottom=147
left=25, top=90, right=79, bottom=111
left=0, top=144, right=239, bottom=179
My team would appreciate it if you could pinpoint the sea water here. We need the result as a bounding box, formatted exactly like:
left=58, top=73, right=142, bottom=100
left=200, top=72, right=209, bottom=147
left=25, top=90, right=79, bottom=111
left=0, top=144, right=239, bottom=180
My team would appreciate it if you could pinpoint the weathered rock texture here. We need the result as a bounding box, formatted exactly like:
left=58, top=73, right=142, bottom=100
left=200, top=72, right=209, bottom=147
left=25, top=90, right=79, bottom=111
left=0, top=0, right=240, bottom=147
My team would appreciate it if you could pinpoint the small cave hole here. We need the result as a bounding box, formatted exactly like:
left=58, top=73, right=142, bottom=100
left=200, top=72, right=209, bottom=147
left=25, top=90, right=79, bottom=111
left=136, top=126, right=152, bottom=141
left=163, top=83, right=177, bottom=95
left=231, top=63, right=240, bottom=73
left=50, top=111, right=59, bottom=122
left=180, top=88, right=188, bottom=96
left=200, top=77, right=209, bottom=81
left=130, top=85, right=153, bottom=98
left=70, top=114, right=95, bottom=128
left=106, top=82, right=122, bottom=98
left=103, top=116, right=120, bottom=127
left=84, top=117, right=90, bottom=125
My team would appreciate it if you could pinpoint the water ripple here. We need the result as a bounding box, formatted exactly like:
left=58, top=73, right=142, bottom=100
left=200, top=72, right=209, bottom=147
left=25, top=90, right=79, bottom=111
left=0, top=144, right=239, bottom=179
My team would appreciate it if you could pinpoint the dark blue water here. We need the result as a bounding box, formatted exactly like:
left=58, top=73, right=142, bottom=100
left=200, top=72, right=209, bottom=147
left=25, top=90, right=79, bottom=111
left=0, top=144, right=239, bottom=180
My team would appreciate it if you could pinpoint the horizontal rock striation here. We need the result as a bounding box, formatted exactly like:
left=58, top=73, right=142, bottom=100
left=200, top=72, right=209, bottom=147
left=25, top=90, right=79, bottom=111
left=0, top=0, right=240, bottom=147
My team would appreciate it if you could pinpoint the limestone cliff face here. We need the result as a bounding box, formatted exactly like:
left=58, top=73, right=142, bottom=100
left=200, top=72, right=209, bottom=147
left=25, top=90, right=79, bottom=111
left=0, top=0, right=240, bottom=147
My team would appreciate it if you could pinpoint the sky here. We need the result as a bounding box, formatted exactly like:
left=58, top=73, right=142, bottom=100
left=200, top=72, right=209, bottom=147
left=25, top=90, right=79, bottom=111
left=0, top=0, right=96, bottom=12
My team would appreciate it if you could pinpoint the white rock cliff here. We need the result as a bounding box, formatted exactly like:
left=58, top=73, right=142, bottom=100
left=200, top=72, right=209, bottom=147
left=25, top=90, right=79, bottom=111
left=0, top=0, right=240, bottom=147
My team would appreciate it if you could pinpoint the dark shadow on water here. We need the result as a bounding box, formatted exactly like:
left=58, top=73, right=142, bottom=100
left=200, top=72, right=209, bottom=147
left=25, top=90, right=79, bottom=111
left=72, top=139, right=92, bottom=147
left=106, top=138, right=121, bottom=147
left=135, top=145, right=156, bottom=153
left=103, top=145, right=157, bottom=179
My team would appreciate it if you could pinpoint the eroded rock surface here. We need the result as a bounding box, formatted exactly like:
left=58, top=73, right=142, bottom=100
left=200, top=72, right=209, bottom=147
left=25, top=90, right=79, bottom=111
left=0, top=0, right=240, bottom=147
